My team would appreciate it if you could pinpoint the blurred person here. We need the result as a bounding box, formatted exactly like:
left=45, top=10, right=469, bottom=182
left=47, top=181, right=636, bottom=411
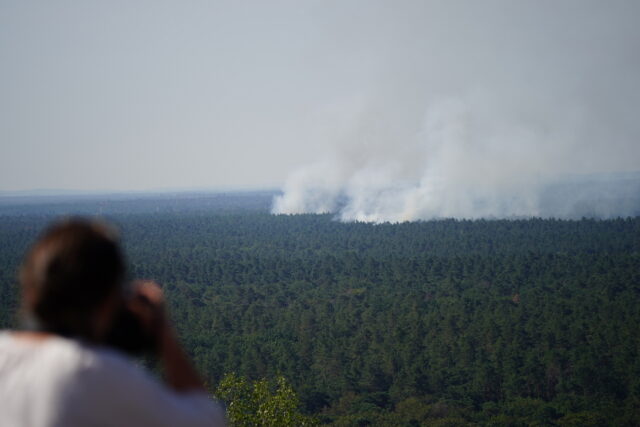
left=0, top=219, right=226, bottom=427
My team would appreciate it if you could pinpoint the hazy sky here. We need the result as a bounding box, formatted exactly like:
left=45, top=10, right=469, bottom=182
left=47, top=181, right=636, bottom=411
left=1, top=1, right=639, bottom=192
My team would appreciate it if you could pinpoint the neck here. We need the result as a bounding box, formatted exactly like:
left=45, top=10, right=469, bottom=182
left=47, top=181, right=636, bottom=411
left=11, top=330, right=55, bottom=342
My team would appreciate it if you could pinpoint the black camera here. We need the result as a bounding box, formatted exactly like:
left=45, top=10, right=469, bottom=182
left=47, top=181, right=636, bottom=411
left=104, top=301, right=158, bottom=356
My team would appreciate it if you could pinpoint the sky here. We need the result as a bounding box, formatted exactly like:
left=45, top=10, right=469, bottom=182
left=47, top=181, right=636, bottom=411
left=1, top=1, right=639, bottom=194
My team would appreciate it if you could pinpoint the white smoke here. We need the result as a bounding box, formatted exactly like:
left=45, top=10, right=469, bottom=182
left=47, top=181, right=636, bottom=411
left=271, top=0, right=640, bottom=222
left=272, top=90, right=638, bottom=222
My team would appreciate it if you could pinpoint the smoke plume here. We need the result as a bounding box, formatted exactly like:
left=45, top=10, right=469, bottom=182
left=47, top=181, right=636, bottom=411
left=273, top=91, right=639, bottom=222
left=272, top=2, right=640, bottom=222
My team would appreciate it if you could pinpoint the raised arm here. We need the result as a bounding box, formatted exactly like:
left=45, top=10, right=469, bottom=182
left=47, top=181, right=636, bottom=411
left=129, top=280, right=206, bottom=392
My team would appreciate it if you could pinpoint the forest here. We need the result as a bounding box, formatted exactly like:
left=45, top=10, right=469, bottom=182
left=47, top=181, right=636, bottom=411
left=0, top=193, right=639, bottom=426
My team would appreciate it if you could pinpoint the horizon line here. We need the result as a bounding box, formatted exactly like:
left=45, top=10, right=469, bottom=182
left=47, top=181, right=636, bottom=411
left=0, top=186, right=282, bottom=199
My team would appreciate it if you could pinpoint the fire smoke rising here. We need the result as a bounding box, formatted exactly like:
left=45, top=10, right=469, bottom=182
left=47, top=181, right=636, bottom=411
left=272, top=91, right=640, bottom=222
left=271, top=2, right=640, bottom=222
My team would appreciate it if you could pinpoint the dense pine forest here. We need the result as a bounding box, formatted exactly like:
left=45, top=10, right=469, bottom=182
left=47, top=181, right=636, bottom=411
left=1, top=193, right=639, bottom=426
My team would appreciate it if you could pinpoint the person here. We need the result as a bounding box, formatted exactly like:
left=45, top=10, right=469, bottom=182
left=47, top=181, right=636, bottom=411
left=0, top=219, right=226, bottom=427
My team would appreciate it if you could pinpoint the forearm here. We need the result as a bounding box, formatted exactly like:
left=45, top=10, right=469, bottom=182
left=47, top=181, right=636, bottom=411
left=129, top=280, right=207, bottom=393
left=159, top=325, right=206, bottom=393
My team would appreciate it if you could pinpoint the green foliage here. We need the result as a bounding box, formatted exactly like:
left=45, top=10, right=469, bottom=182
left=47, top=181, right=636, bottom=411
left=556, top=411, right=607, bottom=427
left=215, top=373, right=317, bottom=426
left=1, top=200, right=639, bottom=425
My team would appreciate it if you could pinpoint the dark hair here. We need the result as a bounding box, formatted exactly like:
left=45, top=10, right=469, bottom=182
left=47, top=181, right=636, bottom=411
left=20, top=219, right=125, bottom=339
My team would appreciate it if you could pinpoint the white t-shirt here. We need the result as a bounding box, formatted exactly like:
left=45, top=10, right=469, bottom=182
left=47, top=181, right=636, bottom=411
left=0, top=332, right=226, bottom=427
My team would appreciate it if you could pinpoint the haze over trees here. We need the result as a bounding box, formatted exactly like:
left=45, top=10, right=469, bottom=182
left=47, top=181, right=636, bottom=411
left=0, top=193, right=639, bottom=425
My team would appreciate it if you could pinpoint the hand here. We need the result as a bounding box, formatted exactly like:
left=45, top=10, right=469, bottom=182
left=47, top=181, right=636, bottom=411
left=128, top=280, right=168, bottom=339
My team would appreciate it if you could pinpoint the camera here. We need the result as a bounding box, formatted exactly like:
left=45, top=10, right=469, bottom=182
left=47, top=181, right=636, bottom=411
left=104, top=299, right=159, bottom=356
